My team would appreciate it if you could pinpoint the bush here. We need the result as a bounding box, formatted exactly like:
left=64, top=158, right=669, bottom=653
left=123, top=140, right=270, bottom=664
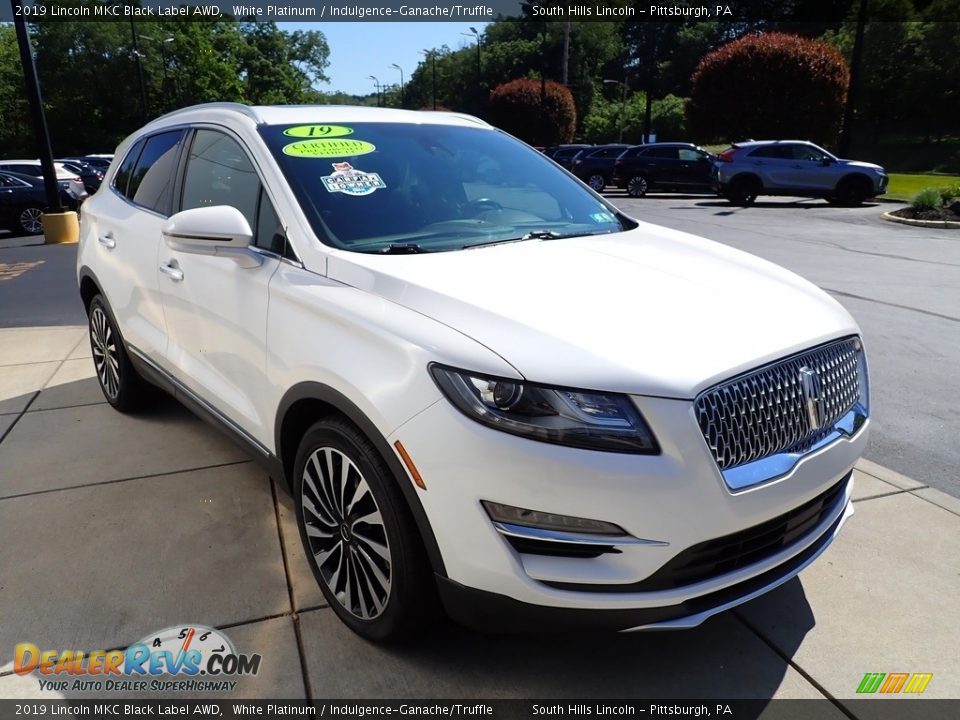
left=487, top=78, right=576, bottom=146
left=688, top=33, right=849, bottom=146
left=939, top=184, right=960, bottom=202
left=912, top=187, right=943, bottom=210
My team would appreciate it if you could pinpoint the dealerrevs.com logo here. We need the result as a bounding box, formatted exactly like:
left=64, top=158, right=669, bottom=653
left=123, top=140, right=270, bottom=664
left=14, top=624, right=261, bottom=693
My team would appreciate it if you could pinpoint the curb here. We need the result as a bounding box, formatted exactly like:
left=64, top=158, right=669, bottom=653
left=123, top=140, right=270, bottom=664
left=0, top=235, right=46, bottom=250
left=880, top=210, right=960, bottom=229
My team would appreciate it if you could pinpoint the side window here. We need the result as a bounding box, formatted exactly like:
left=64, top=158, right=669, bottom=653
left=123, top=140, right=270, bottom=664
left=792, top=145, right=824, bottom=162
left=646, top=147, right=679, bottom=159
left=128, top=130, right=185, bottom=215
left=750, top=146, right=791, bottom=160
left=181, top=130, right=260, bottom=229
left=679, top=148, right=708, bottom=162
left=113, top=139, right=145, bottom=200
left=254, top=188, right=291, bottom=258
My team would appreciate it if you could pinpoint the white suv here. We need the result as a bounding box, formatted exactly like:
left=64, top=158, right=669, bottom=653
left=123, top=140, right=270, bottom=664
left=78, top=104, right=869, bottom=641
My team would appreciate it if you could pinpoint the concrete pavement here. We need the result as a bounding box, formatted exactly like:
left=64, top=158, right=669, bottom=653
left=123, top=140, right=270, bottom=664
left=2, top=209, right=959, bottom=710
left=0, top=323, right=958, bottom=710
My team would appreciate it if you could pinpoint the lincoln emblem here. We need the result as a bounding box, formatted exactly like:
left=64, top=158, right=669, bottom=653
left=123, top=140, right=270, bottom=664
left=799, top=366, right=823, bottom=430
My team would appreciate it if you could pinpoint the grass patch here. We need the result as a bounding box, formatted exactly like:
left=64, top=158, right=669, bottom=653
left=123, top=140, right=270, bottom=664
left=884, top=174, right=960, bottom=201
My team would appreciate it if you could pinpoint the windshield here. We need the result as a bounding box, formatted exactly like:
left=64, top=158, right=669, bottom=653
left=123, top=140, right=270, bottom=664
left=258, top=122, right=632, bottom=253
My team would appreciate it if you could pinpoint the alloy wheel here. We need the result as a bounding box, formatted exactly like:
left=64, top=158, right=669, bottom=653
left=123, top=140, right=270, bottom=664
left=19, top=207, right=43, bottom=235
left=90, top=306, right=120, bottom=400
left=628, top=176, right=648, bottom=197
left=301, top=446, right=392, bottom=620
left=588, top=174, right=606, bottom=192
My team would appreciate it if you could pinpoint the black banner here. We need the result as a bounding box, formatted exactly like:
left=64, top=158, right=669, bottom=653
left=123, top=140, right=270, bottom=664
left=1, top=700, right=960, bottom=720
left=2, top=0, right=959, bottom=24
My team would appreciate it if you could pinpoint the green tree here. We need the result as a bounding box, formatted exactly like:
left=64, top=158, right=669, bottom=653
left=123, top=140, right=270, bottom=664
left=0, top=26, right=32, bottom=157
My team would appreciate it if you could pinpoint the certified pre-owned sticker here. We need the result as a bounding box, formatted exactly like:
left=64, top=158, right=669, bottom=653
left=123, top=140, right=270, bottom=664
left=283, top=124, right=354, bottom=138
left=321, top=162, right=386, bottom=196
left=282, top=139, right=375, bottom=158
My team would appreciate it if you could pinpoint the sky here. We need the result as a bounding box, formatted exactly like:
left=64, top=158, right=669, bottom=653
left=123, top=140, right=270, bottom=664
left=281, top=22, right=490, bottom=97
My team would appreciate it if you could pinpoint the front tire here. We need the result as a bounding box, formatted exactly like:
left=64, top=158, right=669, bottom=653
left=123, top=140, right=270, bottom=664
left=294, top=418, right=434, bottom=642
left=87, top=295, right=152, bottom=412
left=834, top=177, right=869, bottom=207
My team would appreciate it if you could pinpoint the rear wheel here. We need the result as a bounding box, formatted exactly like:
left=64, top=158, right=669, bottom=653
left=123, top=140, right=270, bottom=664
left=17, top=206, right=44, bottom=235
left=627, top=175, right=649, bottom=198
left=587, top=174, right=606, bottom=192
left=725, top=177, right=759, bottom=206
left=87, top=295, right=152, bottom=412
left=294, top=417, right=434, bottom=642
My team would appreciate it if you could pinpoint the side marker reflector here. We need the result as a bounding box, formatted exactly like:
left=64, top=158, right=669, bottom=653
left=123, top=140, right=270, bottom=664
left=394, top=440, right=426, bottom=490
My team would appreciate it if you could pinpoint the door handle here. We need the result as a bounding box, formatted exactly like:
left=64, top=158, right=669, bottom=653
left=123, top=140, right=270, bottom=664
left=159, top=262, right=184, bottom=282
left=97, top=233, right=116, bottom=249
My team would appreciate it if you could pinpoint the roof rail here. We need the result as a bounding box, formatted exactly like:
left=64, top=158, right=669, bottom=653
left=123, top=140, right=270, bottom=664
left=154, top=102, right=263, bottom=125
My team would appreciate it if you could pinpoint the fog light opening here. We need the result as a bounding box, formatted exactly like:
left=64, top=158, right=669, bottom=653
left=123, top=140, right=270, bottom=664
left=481, top=500, right=627, bottom=536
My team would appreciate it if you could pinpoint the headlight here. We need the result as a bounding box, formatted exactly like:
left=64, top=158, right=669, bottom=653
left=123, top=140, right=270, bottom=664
left=430, top=365, right=659, bottom=454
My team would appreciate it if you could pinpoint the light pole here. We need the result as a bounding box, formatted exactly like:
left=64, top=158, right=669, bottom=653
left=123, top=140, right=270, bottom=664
left=603, top=79, right=628, bottom=143
left=389, top=64, right=405, bottom=108
left=140, top=35, right=174, bottom=109
left=420, top=49, right=436, bottom=110
left=461, top=27, right=481, bottom=109
left=367, top=75, right=381, bottom=107
left=128, top=19, right=148, bottom=121
left=10, top=0, right=63, bottom=218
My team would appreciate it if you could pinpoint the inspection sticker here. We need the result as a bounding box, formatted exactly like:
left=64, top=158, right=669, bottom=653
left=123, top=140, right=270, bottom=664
left=282, top=139, right=376, bottom=157
left=283, top=124, right=354, bottom=138
left=321, top=162, right=386, bottom=196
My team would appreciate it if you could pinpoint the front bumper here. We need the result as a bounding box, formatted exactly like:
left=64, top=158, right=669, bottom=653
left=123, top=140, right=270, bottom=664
left=390, top=393, right=867, bottom=629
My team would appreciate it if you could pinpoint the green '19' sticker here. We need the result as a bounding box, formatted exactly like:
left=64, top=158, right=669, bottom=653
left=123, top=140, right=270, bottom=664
left=282, top=139, right=376, bottom=158
left=283, top=125, right=354, bottom=138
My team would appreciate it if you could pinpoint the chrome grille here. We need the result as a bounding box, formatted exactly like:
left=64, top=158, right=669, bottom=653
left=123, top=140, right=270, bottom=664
left=695, top=338, right=862, bottom=471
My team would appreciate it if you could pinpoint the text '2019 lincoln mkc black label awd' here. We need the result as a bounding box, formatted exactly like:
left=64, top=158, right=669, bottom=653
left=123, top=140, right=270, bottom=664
left=78, top=104, right=869, bottom=642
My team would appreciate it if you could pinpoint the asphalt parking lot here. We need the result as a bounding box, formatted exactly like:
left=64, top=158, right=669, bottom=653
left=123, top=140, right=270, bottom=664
left=1, top=199, right=959, bottom=710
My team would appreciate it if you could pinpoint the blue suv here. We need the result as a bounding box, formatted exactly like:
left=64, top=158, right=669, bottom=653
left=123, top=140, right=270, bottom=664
left=714, top=140, right=888, bottom=206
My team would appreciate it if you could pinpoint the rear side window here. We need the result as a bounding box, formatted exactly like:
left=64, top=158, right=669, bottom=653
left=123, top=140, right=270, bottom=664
left=128, top=131, right=185, bottom=215
left=749, top=145, right=792, bottom=160
left=644, top=147, right=679, bottom=159
left=113, top=140, right=145, bottom=199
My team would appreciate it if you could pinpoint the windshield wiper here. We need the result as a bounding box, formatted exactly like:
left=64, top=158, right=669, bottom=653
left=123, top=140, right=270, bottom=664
left=379, top=243, right=428, bottom=254
left=521, top=230, right=564, bottom=240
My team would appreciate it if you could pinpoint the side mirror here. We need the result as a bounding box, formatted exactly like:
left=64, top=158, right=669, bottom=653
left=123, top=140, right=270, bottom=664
left=820, top=157, right=836, bottom=166
left=162, top=205, right=261, bottom=268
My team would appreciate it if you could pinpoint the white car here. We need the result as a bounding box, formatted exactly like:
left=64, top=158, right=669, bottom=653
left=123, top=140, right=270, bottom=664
left=0, top=160, right=88, bottom=201
left=77, top=104, right=869, bottom=641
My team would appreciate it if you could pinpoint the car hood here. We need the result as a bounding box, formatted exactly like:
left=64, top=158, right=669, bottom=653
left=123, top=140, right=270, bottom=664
left=840, top=159, right=884, bottom=172
left=326, top=222, right=858, bottom=398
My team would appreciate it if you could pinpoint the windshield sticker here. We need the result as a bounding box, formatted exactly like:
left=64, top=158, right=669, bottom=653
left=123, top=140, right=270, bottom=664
left=590, top=211, right=616, bottom=223
left=282, top=139, right=376, bottom=158
left=321, top=162, right=386, bottom=196
left=283, top=125, right=354, bottom=138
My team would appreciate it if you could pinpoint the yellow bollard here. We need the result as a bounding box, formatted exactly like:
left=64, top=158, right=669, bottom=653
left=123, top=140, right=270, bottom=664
left=41, top=210, right=80, bottom=244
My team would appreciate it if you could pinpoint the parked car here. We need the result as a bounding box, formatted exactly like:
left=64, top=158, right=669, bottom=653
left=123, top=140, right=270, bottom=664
left=79, top=155, right=113, bottom=171
left=78, top=104, right=869, bottom=642
left=58, top=159, right=105, bottom=193
left=714, top=140, right=888, bottom=206
left=570, top=143, right=630, bottom=191
left=612, top=143, right=717, bottom=197
left=0, top=171, right=80, bottom=235
left=544, top=144, right=593, bottom=170
left=0, top=160, right=87, bottom=201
